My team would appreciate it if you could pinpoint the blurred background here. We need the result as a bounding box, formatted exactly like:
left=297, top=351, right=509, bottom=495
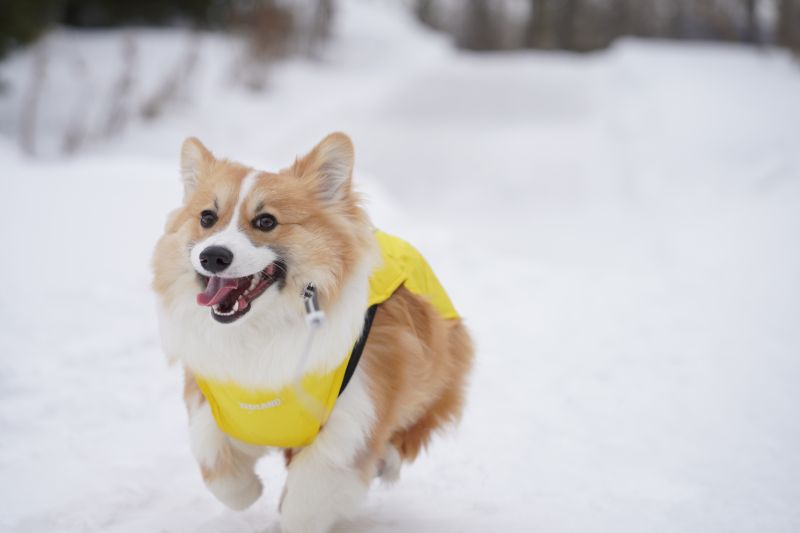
left=0, top=1, right=798, bottom=532
left=1, top=0, right=799, bottom=158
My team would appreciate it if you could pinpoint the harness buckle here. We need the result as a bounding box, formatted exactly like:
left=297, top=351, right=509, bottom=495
left=303, top=283, right=325, bottom=328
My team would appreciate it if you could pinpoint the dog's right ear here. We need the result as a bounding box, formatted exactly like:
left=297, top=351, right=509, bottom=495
left=180, top=137, right=214, bottom=201
left=292, top=132, right=354, bottom=204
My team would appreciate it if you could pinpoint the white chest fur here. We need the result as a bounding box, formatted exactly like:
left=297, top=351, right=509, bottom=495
left=157, top=261, right=372, bottom=391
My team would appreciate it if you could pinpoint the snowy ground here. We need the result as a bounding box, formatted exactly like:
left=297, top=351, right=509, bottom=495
left=1, top=2, right=800, bottom=532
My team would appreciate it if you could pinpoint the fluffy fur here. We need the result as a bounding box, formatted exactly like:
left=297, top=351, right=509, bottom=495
left=152, top=133, right=474, bottom=533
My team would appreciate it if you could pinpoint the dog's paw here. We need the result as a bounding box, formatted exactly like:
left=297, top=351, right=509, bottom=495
left=207, top=473, right=263, bottom=511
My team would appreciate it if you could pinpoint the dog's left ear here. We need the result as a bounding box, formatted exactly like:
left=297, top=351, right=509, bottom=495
left=180, top=137, right=214, bottom=202
left=293, top=132, right=354, bottom=203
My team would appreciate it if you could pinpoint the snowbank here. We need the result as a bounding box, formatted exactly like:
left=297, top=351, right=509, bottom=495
left=1, top=1, right=799, bottom=532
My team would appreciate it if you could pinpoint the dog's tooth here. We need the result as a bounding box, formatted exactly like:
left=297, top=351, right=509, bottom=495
left=212, top=303, right=235, bottom=316
left=233, top=300, right=240, bottom=312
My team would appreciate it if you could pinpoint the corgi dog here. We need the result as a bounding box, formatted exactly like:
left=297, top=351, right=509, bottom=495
left=152, top=132, right=473, bottom=533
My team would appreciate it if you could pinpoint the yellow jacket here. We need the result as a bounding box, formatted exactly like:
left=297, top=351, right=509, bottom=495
left=195, top=230, right=458, bottom=448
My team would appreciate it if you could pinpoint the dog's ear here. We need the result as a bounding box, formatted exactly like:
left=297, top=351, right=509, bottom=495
left=293, top=132, right=354, bottom=203
left=180, top=137, right=214, bottom=201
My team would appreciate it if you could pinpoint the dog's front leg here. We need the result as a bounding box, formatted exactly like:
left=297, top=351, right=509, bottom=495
left=184, top=370, right=264, bottom=510
left=280, top=374, right=375, bottom=533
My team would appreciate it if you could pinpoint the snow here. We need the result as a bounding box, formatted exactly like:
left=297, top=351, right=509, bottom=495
left=1, top=1, right=800, bottom=532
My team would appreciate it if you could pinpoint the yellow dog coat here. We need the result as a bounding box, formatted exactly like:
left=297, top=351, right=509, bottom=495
left=195, top=230, right=458, bottom=448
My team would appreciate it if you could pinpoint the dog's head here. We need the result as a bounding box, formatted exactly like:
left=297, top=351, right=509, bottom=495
left=153, top=133, right=375, bottom=326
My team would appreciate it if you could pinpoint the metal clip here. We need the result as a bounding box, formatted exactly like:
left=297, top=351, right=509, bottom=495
left=303, top=282, right=325, bottom=328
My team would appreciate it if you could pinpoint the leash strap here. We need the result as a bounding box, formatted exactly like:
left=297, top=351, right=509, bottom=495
left=295, top=284, right=377, bottom=414
left=338, top=305, right=378, bottom=397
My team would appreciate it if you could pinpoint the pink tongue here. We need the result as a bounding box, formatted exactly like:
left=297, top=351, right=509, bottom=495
left=197, top=276, right=239, bottom=306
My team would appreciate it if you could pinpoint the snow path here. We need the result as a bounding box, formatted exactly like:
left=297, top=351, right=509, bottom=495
left=1, top=2, right=799, bottom=532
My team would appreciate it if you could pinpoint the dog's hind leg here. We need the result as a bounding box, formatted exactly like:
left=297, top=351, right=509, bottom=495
left=184, top=369, right=264, bottom=510
left=390, top=380, right=464, bottom=462
left=390, top=319, right=473, bottom=462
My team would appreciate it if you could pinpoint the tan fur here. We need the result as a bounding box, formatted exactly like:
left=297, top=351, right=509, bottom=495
left=153, top=132, right=474, bottom=523
left=356, top=287, right=474, bottom=479
left=153, top=134, right=373, bottom=310
left=152, top=157, right=249, bottom=300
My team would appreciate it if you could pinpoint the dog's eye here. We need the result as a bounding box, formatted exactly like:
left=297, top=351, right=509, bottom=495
left=252, top=213, right=277, bottom=232
left=200, top=210, right=218, bottom=229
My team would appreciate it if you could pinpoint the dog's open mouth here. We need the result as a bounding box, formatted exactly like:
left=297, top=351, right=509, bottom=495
left=196, top=261, right=286, bottom=324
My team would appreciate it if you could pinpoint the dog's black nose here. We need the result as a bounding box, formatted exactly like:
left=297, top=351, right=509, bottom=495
left=199, top=246, right=233, bottom=274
